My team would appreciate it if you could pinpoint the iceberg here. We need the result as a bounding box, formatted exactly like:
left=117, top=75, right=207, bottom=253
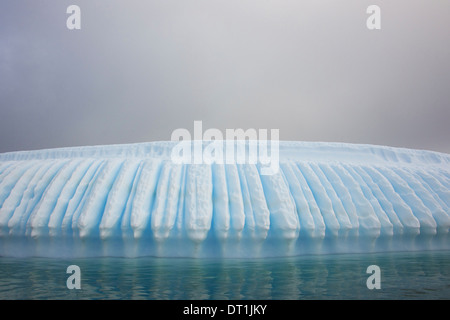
left=0, top=141, right=448, bottom=258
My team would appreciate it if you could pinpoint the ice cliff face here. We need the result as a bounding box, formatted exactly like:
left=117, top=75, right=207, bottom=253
left=0, top=141, right=448, bottom=258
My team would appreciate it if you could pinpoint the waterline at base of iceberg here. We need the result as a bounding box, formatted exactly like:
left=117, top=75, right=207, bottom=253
left=1, top=232, right=448, bottom=258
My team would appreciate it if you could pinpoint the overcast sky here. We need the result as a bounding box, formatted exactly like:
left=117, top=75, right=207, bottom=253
left=1, top=0, right=449, bottom=154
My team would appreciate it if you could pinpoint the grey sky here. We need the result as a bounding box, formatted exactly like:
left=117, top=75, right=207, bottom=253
left=1, top=0, right=449, bottom=154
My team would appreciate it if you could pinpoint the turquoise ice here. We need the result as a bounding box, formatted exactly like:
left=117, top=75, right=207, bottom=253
left=0, top=141, right=448, bottom=258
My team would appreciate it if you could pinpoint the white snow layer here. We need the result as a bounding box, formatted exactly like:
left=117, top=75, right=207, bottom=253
left=0, top=141, right=449, bottom=258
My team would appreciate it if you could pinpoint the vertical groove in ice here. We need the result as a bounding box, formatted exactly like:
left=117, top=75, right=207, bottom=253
left=242, top=165, right=270, bottom=240
left=289, top=163, right=326, bottom=239
left=312, top=163, right=356, bottom=237
left=151, top=162, right=182, bottom=241
left=237, top=164, right=256, bottom=238
left=316, top=164, right=360, bottom=236
left=319, top=164, right=364, bottom=235
left=224, top=164, right=245, bottom=238
left=120, top=160, right=144, bottom=238
left=150, top=162, right=172, bottom=241
left=130, top=159, right=162, bottom=239
left=48, top=159, right=94, bottom=237
left=280, top=163, right=316, bottom=238
left=161, top=164, right=183, bottom=238
left=184, top=164, right=213, bottom=243
left=174, top=165, right=187, bottom=238
left=99, top=160, right=141, bottom=239
left=259, top=164, right=299, bottom=240
left=210, top=164, right=231, bottom=240
left=61, top=160, right=104, bottom=235
left=297, top=163, right=340, bottom=237
left=77, top=160, right=123, bottom=238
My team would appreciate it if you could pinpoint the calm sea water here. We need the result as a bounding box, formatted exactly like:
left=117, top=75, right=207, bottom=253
left=0, top=250, right=449, bottom=300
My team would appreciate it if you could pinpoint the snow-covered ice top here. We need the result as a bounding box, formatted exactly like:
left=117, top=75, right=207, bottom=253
left=0, top=141, right=448, bottom=258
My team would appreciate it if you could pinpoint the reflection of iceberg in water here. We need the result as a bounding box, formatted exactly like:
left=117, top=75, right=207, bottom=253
left=1, top=252, right=449, bottom=299
left=0, top=141, right=449, bottom=258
